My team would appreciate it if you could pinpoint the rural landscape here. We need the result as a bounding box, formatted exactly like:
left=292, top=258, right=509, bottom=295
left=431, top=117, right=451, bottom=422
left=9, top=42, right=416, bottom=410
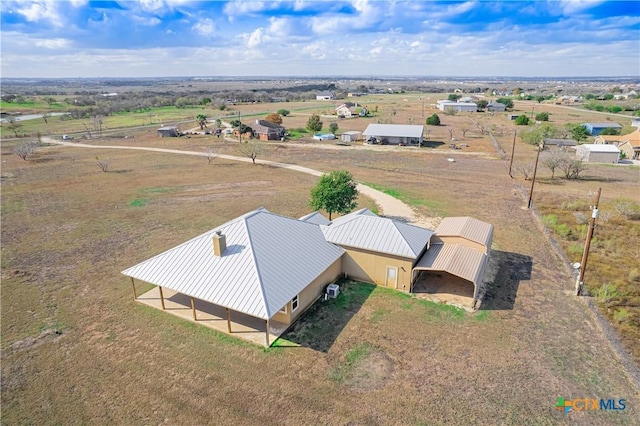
left=1, top=75, right=639, bottom=424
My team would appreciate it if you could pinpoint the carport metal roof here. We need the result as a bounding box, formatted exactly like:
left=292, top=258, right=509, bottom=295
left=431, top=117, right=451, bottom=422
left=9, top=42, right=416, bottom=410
left=413, top=243, right=489, bottom=287
left=434, top=217, right=493, bottom=251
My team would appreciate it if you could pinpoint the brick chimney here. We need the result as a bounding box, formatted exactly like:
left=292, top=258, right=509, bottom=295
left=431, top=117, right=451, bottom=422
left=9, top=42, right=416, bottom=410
left=213, top=231, right=226, bottom=257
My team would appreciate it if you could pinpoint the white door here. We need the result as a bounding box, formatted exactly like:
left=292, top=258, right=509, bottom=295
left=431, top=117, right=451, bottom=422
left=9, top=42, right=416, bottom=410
left=385, top=266, right=398, bottom=289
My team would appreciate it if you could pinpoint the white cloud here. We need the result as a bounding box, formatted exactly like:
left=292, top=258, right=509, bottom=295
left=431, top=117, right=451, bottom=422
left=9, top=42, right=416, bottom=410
left=192, top=18, right=215, bottom=36
left=35, top=38, right=70, bottom=49
left=310, top=0, right=382, bottom=35
left=247, top=28, right=263, bottom=48
left=223, top=1, right=267, bottom=17
left=558, top=0, right=604, bottom=14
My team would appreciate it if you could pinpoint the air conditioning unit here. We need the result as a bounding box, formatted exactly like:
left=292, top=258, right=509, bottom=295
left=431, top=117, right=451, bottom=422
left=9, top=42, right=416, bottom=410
left=326, top=283, right=340, bottom=299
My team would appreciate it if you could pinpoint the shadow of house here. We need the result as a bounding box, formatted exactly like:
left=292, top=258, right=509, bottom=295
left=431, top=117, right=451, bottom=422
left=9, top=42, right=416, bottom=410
left=478, top=250, right=532, bottom=310
left=278, top=279, right=375, bottom=352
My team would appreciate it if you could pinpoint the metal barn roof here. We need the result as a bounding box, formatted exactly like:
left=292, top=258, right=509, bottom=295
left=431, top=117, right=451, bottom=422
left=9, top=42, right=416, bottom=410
left=434, top=217, right=493, bottom=250
left=122, top=209, right=344, bottom=320
left=583, top=122, right=622, bottom=128
left=577, top=144, right=621, bottom=153
left=414, top=243, right=489, bottom=286
left=322, top=208, right=433, bottom=259
left=299, top=211, right=331, bottom=226
left=362, top=124, right=424, bottom=138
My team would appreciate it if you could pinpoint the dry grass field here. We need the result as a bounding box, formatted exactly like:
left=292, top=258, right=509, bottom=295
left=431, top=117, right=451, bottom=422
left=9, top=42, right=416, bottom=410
left=2, top=94, right=639, bottom=424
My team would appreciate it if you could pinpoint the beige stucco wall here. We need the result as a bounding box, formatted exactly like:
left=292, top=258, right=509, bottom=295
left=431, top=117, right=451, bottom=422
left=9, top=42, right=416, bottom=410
left=271, top=258, right=343, bottom=324
left=341, top=247, right=414, bottom=292
left=432, top=235, right=488, bottom=254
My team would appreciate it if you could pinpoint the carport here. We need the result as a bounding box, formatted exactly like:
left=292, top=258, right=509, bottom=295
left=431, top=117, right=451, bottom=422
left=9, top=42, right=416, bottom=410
left=411, top=243, right=489, bottom=309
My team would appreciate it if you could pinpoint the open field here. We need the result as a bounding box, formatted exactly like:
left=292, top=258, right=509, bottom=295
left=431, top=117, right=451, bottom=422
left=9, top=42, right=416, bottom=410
left=2, top=86, right=640, bottom=424
left=2, top=120, right=640, bottom=424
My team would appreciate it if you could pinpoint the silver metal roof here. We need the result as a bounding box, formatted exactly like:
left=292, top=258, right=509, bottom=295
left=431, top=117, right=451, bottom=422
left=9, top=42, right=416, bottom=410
left=362, top=124, right=424, bottom=138
left=122, top=209, right=344, bottom=320
left=583, top=122, right=622, bottom=128
left=414, top=243, right=489, bottom=286
left=322, top=209, right=433, bottom=259
left=577, top=144, right=621, bottom=153
left=435, top=217, right=493, bottom=250
left=299, top=211, right=331, bottom=226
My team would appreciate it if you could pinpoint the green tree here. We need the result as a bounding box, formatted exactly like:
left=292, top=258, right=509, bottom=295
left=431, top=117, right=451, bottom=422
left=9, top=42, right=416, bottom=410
left=515, top=115, right=530, bottom=125
left=476, top=100, right=488, bottom=110
left=571, top=124, right=590, bottom=143
left=448, top=94, right=461, bottom=101
left=496, top=97, right=514, bottom=109
left=535, top=112, right=549, bottom=121
left=264, top=112, right=283, bottom=125
left=329, top=122, right=339, bottom=134
left=195, top=113, right=208, bottom=129
left=520, top=123, right=558, bottom=145
left=230, top=119, right=242, bottom=127
left=306, top=114, right=323, bottom=132
left=536, top=96, right=546, bottom=103
left=426, top=113, right=441, bottom=126
left=309, top=170, right=358, bottom=220
left=277, top=109, right=290, bottom=117
left=603, top=93, right=614, bottom=100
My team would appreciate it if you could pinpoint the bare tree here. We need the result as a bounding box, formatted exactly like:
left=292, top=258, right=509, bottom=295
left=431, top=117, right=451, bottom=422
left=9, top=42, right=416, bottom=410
left=205, top=148, right=218, bottom=165
left=83, top=123, right=94, bottom=139
left=95, top=156, right=109, bottom=172
left=237, top=140, right=264, bottom=165
left=542, top=150, right=568, bottom=179
left=42, top=112, right=51, bottom=124
left=5, top=116, right=23, bottom=137
left=92, top=115, right=103, bottom=137
left=515, top=161, right=535, bottom=180
left=461, top=126, right=470, bottom=138
left=13, top=142, right=35, bottom=160
left=560, top=158, right=587, bottom=179
left=447, top=127, right=454, bottom=141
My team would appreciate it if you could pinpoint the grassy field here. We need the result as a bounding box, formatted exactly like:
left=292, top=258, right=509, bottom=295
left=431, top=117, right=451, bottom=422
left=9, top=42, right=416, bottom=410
left=2, top=94, right=639, bottom=424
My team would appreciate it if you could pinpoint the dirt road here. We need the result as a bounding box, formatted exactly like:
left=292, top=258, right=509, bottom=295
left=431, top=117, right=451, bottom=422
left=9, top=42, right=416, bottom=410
left=42, top=137, right=438, bottom=228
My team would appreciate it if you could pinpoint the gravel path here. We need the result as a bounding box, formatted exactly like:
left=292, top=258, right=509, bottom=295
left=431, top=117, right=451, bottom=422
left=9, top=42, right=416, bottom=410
left=42, top=137, right=438, bottom=228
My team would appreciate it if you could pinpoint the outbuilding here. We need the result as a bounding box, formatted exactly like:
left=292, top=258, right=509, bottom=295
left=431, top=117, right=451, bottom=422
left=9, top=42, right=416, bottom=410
left=341, top=131, right=361, bottom=143
left=157, top=126, right=179, bottom=137
left=362, top=123, right=424, bottom=145
left=576, top=144, right=620, bottom=163
left=582, top=122, right=622, bottom=136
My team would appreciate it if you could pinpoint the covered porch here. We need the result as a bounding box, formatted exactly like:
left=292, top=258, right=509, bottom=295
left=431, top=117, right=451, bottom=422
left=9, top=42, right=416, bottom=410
left=411, top=270, right=475, bottom=310
left=133, top=284, right=288, bottom=347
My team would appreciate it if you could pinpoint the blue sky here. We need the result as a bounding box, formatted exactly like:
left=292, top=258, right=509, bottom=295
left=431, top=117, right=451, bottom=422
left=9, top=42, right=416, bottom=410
left=1, top=0, right=639, bottom=78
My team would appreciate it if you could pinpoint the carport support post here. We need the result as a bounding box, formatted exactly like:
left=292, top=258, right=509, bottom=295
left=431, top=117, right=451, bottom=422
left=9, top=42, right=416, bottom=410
left=226, top=308, right=232, bottom=333
left=265, top=319, right=270, bottom=347
left=158, top=286, right=165, bottom=310
left=190, top=297, right=197, bottom=321
left=130, top=277, right=137, bottom=300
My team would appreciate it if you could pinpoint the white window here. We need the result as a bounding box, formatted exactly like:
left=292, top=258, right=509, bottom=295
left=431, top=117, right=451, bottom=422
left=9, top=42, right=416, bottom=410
left=291, top=295, right=299, bottom=312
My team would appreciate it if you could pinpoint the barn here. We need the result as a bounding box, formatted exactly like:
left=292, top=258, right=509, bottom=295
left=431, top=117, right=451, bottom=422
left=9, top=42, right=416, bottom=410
left=157, top=126, right=179, bottom=137
left=582, top=122, right=622, bottom=136
left=576, top=144, right=620, bottom=163
left=362, top=124, right=424, bottom=145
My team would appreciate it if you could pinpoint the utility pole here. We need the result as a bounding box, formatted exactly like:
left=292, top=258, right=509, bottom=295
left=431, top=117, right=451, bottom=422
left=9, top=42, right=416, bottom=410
left=508, top=130, right=517, bottom=177
left=527, top=141, right=544, bottom=208
left=576, top=188, right=602, bottom=296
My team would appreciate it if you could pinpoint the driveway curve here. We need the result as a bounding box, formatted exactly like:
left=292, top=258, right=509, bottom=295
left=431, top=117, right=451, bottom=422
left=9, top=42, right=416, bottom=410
left=42, top=137, right=437, bottom=228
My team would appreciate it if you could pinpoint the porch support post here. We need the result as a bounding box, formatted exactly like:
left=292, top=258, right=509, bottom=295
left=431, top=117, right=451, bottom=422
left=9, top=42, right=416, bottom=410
left=130, top=277, right=137, bottom=300
left=191, top=297, right=197, bottom=321
left=159, top=286, right=165, bottom=310
left=226, top=308, right=232, bottom=333
left=265, top=319, right=270, bottom=347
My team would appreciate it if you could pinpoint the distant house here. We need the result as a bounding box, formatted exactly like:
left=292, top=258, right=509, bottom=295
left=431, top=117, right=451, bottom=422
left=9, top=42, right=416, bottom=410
left=362, top=124, right=424, bottom=145
left=436, top=100, right=477, bottom=112
left=582, top=122, right=622, bottom=136
left=594, top=128, right=640, bottom=160
left=576, top=144, right=620, bottom=163
left=316, top=91, right=335, bottom=101
left=631, top=118, right=640, bottom=129
left=507, top=114, right=520, bottom=120
left=486, top=101, right=506, bottom=112
left=157, top=126, right=179, bottom=137
left=335, top=103, right=356, bottom=118
left=123, top=207, right=494, bottom=346
left=252, top=119, right=285, bottom=140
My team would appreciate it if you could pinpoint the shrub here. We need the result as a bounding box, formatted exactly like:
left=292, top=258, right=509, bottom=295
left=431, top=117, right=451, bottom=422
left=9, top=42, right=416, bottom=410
left=535, top=112, right=549, bottom=121
left=515, top=115, right=530, bottom=125
left=426, top=114, right=440, bottom=126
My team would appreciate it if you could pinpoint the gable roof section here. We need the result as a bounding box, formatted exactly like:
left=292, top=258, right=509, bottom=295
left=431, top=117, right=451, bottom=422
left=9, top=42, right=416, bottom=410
left=299, top=211, right=331, bottom=226
left=578, top=144, right=620, bottom=153
left=414, top=243, right=488, bottom=286
left=122, top=209, right=344, bottom=320
left=435, top=217, right=493, bottom=250
left=595, top=129, right=640, bottom=145
left=362, top=124, right=424, bottom=138
left=322, top=208, right=433, bottom=259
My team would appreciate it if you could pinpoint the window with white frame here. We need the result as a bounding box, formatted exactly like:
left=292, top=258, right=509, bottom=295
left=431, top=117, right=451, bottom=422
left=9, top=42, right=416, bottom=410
left=291, top=295, right=299, bottom=312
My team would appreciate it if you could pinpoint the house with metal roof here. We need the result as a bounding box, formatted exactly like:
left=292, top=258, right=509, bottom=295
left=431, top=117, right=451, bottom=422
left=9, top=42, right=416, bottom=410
left=362, top=124, right=424, bottom=145
left=123, top=208, right=344, bottom=346
left=582, top=122, right=622, bottom=136
left=123, top=208, right=493, bottom=346
left=320, top=208, right=433, bottom=292
left=412, top=217, right=493, bottom=309
left=594, top=128, right=640, bottom=160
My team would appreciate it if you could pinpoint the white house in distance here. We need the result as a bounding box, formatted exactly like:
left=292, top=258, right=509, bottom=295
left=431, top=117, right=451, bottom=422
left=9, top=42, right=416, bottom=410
left=316, top=91, right=335, bottom=101
left=437, top=100, right=477, bottom=112
left=362, top=124, right=424, bottom=145
left=576, top=144, right=620, bottom=163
